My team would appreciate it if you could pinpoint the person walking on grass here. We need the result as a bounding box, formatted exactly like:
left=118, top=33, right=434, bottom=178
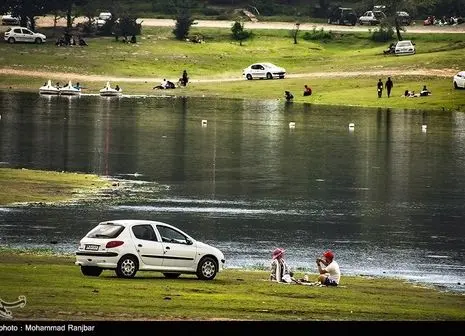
left=385, top=77, right=394, bottom=98
left=377, top=79, right=383, bottom=98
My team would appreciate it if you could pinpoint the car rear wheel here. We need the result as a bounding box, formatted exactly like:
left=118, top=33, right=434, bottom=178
left=8, top=37, right=15, bottom=44
left=246, top=74, right=252, bottom=80
left=116, top=255, right=138, bottom=278
left=81, top=266, right=103, bottom=277
left=266, top=73, right=272, bottom=80
left=35, top=38, right=42, bottom=44
left=163, top=272, right=181, bottom=279
left=196, top=256, right=217, bottom=280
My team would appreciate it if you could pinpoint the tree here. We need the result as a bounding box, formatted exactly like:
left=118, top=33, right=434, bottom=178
left=231, top=20, right=252, bottom=46
left=291, top=22, right=300, bottom=44
left=372, top=0, right=439, bottom=40
left=172, top=0, right=196, bottom=40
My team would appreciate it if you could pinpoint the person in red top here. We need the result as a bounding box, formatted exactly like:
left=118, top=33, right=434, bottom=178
left=303, top=85, right=312, bottom=96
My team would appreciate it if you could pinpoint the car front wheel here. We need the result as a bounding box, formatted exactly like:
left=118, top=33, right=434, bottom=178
left=81, top=266, right=103, bottom=277
left=8, top=37, right=15, bottom=44
left=246, top=74, right=252, bottom=80
left=35, top=38, right=42, bottom=44
left=266, top=73, right=272, bottom=80
left=454, top=82, right=459, bottom=89
left=116, top=255, right=138, bottom=278
left=196, top=256, right=217, bottom=280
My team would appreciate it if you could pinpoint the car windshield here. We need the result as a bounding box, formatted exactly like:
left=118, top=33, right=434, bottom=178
left=397, top=41, right=411, bottom=47
left=87, top=223, right=125, bottom=238
left=262, top=63, right=276, bottom=68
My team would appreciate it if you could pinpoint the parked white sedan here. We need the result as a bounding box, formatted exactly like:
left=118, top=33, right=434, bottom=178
left=453, top=71, right=465, bottom=89
left=394, top=40, right=415, bottom=56
left=75, top=219, right=225, bottom=280
left=4, top=26, right=46, bottom=44
left=243, top=62, right=286, bottom=80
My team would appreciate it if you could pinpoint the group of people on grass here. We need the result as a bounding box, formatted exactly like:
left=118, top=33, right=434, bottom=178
left=153, top=70, right=189, bottom=90
left=377, top=77, right=431, bottom=98
left=270, top=248, right=341, bottom=287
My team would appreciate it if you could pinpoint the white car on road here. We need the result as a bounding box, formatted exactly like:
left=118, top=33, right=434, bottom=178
left=4, top=26, right=46, bottom=44
left=453, top=71, right=465, bottom=89
left=243, top=62, right=286, bottom=80
left=75, top=219, right=225, bottom=280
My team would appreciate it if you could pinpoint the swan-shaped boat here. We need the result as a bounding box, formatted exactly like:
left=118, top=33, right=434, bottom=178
left=39, top=80, right=60, bottom=95
left=59, top=80, right=81, bottom=96
left=99, top=81, right=122, bottom=97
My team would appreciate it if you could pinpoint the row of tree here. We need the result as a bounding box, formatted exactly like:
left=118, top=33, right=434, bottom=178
left=1, top=0, right=464, bottom=42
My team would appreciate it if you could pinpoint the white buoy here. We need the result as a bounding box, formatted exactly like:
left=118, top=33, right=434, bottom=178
left=289, top=122, right=296, bottom=129
left=422, top=124, right=427, bottom=132
left=349, top=123, right=355, bottom=128
left=201, top=119, right=207, bottom=126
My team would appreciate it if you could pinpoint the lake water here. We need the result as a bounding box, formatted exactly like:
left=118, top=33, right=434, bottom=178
left=1, top=91, right=464, bottom=293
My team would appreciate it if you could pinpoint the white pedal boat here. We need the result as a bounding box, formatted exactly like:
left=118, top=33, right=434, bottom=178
left=99, top=82, right=122, bottom=96
left=39, top=80, right=60, bottom=95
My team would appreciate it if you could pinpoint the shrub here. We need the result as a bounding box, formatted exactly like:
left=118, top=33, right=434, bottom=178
left=302, top=28, right=334, bottom=41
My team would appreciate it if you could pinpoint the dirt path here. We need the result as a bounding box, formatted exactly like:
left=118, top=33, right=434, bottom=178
left=0, top=68, right=456, bottom=84
left=35, top=16, right=465, bottom=34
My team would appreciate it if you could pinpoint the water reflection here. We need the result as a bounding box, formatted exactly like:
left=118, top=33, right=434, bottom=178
left=0, top=91, right=464, bottom=292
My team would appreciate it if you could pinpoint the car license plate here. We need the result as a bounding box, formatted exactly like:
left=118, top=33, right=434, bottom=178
left=85, top=244, right=99, bottom=251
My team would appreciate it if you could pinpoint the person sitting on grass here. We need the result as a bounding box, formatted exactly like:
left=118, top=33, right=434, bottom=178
left=270, top=248, right=295, bottom=283
left=316, top=250, right=340, bottom=286
left=420, top=85, right=432, bottom=96
left=303, top=85, right=312, bottom=96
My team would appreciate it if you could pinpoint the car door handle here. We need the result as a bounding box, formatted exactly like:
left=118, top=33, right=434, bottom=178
left=165, top=246, right=170, bottom=250
left=138, top=244, right=142, bottom=247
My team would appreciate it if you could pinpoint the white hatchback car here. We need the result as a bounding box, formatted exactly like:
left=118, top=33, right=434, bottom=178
left=394, top=40, right=415, bottom=56
left=75, top=219, right=225, bottom=280
left=453, top=71, right=465, bottom=89
left=243, top=62, right=286, bottom=80
left=4, top=26, right=46, bottom=44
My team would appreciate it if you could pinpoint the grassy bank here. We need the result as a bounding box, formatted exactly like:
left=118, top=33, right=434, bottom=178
left=0, top=27, right=464, bottom=112
left=0, top=251, right=464, bottom=321
left=0, top=168, right=112, bottom=205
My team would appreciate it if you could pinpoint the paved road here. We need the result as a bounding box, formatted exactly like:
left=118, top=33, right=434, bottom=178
left=35, top=16, right=465, bottom=34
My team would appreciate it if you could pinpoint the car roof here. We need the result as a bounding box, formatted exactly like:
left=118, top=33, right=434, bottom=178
left=100, top=219, right=172, bottom=227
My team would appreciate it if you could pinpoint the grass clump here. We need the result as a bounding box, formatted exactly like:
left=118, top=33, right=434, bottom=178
left=0, top=168, right=112, bottom=205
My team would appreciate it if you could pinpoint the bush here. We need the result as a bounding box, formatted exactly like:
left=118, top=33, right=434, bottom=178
left=302, top=28, right=334, bottom=41
left=371, top=24, right=394, bottom=42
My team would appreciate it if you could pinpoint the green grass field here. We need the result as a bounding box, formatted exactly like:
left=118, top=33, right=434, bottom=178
left=1, top=251, right=464, bottom=321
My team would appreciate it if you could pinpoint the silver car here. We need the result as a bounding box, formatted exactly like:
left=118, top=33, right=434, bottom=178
left=4, top=26, right=46, bottom=44
left=75, top=219, right=225, bottom=280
